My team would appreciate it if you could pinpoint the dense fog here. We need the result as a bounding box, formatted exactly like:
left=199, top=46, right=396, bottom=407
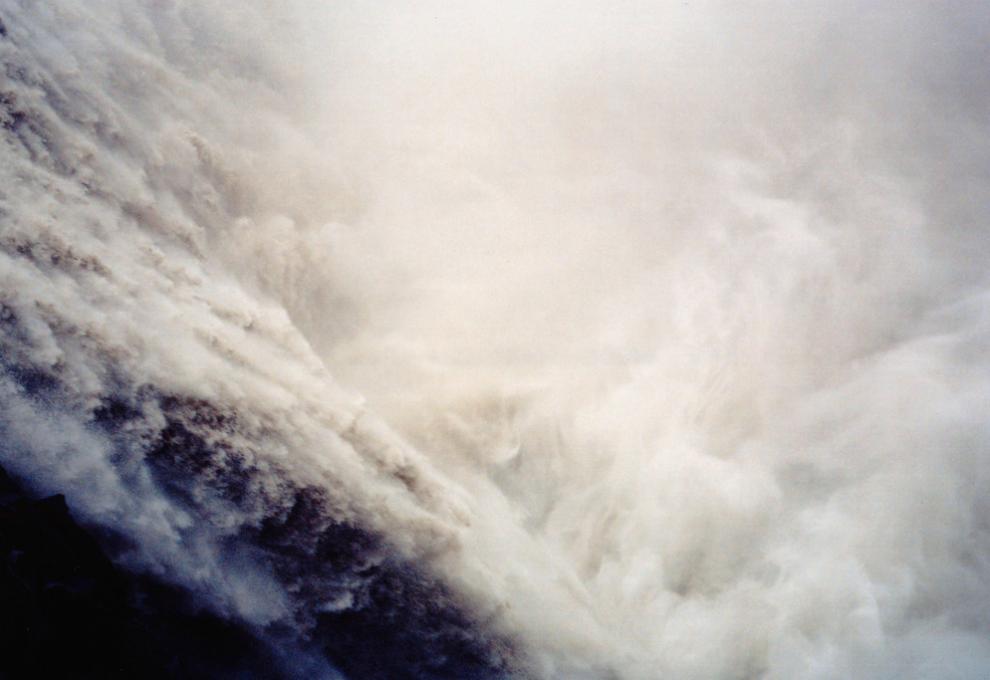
left=2, top=2, right=989, bottom=678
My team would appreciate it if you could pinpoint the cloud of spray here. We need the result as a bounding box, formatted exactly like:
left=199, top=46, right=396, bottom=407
left=3, top=1, right=990, bottom=678
left=267, top=3, right=990, bottom=677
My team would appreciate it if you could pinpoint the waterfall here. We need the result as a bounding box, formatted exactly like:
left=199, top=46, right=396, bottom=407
left=2, top=2, right=990, bottom=678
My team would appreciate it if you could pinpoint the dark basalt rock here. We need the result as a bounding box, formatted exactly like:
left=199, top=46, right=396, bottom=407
left=141, top=395, right=517, bottom=680
left=0, top=372, right=520, bottom=679
left=0, top=464, right=291, bottom=680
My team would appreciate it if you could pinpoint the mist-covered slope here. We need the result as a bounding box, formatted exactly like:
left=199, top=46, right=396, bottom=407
left=2, top=2, right=990, bottom=679
left=0, top=3, right=524, bottom=678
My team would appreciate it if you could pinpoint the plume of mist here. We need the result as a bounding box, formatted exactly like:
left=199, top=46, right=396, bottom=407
left=2, top=1, right=990, bottom=678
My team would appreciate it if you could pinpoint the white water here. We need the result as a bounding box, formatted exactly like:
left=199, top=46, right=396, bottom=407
left=2, top=2, right=990, bottom=678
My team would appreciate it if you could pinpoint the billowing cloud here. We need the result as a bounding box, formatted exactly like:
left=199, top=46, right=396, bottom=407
left=2, top=2, right=989, bottom=678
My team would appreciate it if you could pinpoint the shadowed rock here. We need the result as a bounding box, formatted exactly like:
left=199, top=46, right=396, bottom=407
left=0, top=464, right=293, bottom=680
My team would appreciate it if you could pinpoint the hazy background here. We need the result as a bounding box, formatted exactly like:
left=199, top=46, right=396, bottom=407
left=2, top=1, right=990, bottom=678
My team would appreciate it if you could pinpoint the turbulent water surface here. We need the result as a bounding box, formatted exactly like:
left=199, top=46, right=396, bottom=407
left=2, top=2, right=990, bottom=679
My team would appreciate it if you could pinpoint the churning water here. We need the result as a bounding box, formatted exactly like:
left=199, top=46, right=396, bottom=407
left=2, top=2, right=990, bottom=678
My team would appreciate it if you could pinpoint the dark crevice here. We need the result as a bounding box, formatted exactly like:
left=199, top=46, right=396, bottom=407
left=0, top=464, right=295, bottom=680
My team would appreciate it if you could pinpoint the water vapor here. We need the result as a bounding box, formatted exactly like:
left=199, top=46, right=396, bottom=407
left=2, top=1, right=990, bottom=678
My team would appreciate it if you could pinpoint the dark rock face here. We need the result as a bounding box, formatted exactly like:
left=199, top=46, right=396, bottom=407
left=130, top=394, right=517, bottom=680
left=0, top=375, right=520, bottom=679
left=0, top=465, right=292, bottom=680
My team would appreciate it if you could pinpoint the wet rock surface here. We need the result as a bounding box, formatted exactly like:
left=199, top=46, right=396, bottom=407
left=0, top=464, right=291, bottom=680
